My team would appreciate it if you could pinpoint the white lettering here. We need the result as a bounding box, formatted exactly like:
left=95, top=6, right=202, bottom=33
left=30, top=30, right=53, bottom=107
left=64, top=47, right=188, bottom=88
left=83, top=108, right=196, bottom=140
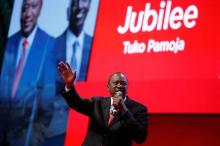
left=117, top=1, right=199, bottom=34
left=130, top=11, right=145, bottom=33
left=142, top=3, right=158, bottom=32
left=163, top=1, right=172, bottom=30
left=184, top=5, right=198, bottom=28
left=157, top=1, right=166, bottom=30
left=147, top=37, right=185, bottom=53
left=169, top=7, right=184, bottom=29
left=123, top=40, right=146, bottom=54
left=117, top=6, right=133, bottom=34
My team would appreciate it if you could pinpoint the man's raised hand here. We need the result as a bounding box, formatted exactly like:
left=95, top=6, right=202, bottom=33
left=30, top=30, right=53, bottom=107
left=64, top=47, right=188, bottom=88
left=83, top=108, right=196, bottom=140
left=58, top=61, right=76, bottom=88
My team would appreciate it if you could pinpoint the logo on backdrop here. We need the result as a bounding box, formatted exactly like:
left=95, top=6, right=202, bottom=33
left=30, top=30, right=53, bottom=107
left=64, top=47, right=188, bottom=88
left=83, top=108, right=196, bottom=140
left=117, top=1, right=199, bottom=54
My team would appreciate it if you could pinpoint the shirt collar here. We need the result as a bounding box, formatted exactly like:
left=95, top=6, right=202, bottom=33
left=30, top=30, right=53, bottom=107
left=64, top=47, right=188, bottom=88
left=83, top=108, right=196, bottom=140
left=66, top=29, right=84, bottom=47
left=21, top=25, right=38, bottom=46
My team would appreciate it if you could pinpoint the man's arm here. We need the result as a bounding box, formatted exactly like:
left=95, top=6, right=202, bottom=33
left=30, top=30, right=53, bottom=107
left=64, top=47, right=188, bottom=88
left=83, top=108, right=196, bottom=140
left=119, top=104, right=148, bottom=144
left=62, top=85, right=93, bottom=116
left=58, top=61, right=93, bottom=116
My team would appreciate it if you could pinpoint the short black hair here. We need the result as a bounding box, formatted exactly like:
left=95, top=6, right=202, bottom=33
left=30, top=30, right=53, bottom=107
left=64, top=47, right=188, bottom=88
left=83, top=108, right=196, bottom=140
left=107, top=72, right=128, bottom=85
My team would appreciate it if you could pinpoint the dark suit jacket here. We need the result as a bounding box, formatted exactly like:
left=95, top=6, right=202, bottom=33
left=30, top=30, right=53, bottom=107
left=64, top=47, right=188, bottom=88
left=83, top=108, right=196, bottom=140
left=62, top=86, right=148, bottom=146
left=0, top=27, right=55, bottom=146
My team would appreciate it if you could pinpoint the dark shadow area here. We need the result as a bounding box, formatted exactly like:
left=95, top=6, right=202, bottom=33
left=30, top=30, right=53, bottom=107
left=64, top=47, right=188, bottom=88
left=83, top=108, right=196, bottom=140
left=134, top=114, right=220, bottom=146
left=0, top=0, right=13, bottom=73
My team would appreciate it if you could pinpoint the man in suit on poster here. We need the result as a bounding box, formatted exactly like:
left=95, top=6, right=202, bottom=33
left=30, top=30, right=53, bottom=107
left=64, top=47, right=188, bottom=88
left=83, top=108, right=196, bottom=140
left=43, top=0, right=94, bottom=145
left=0, top=0, right=54, bottom=145
left=54, top=0, right=93, bottom=81
left=57, top=61, right=148, bottom=146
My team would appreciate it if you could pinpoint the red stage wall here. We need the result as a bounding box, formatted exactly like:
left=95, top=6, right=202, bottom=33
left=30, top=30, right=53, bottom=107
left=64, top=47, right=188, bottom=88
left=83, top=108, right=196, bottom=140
left=65, top=0, right=220, bottom=145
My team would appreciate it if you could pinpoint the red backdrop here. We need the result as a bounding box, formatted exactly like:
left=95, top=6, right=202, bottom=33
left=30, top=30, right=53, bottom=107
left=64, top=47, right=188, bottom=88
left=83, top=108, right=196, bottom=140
left=65, top=0, right=220, bottom=145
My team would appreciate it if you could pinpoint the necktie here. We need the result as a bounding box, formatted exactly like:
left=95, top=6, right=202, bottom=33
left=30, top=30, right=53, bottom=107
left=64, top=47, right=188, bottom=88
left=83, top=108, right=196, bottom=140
left=108, top=107, right=115, bottom=125
left=108, top=113, right=114, bottom=125
left=71, top=41, right=79, bottom=70
left=12, top=39, right=28, bottom=98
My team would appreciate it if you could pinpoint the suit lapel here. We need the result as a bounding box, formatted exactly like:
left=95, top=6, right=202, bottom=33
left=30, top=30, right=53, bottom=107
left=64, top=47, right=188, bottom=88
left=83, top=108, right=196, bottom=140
left=7, top=33, right=22, bottom=98
left=16, top=28, right=49, bottom=98
left=52, top=32, right=67, bottom=93
left=11, top=33, right=21, bottom=80
left=78, top=33, right=92, bottom=81
left=56, top=31, right=67, bottom=62
left=101, top=97, right=111, bottom=127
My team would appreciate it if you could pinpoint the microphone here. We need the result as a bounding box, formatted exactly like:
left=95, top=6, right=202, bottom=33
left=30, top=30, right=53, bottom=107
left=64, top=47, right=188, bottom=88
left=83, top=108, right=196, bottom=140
left=112, top=91, right=123, bottom=115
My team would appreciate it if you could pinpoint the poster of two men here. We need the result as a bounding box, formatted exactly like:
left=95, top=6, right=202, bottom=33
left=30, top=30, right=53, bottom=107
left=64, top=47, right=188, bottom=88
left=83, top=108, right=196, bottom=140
left=0, top=0, right=99, bottom=146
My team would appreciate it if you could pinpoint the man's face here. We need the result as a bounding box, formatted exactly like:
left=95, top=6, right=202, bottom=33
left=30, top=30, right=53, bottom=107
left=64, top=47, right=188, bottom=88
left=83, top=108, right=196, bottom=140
left=69, top=0, right=91, bottom=34
left=107, top=73, right=128, bottom=98
left=21, top=0, right=42, bottom=37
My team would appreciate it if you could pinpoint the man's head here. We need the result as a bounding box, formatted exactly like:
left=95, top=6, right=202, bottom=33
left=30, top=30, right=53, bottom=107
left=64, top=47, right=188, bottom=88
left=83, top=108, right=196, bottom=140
left=68, top=0, right=91, bottom=37
left=21, top=0, right=42, bottom=37
left=107, top=72, right=128, bottom=99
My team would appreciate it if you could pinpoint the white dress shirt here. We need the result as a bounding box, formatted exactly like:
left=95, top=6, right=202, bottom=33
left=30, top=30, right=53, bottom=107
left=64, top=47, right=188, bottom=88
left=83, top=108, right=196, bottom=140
left=16, top=26, right=38, bottom=68
left=66, top=29, right=85, bottom=80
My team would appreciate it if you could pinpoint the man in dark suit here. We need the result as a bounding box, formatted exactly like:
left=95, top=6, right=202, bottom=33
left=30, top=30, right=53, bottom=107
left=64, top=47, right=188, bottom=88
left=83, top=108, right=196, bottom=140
left=0, top=0, right=54, bottom=146
left=57, top=61, right=148, bottom=146
left=43, top=0, right=93, bottom=145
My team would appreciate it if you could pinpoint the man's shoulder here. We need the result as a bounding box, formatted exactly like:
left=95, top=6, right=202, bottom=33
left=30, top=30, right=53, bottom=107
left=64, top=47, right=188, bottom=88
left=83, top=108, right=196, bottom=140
left=52, top=30, right=67, bottom=50
left=5, top=32, right=21, bottom=53
left=36, top=27, right=54, bottom=40
left=127, top=97, right=147, bottom=111
left=84, top=32, right=93, bottom=44
left=91, top=96, right=108, bottom=101
left=55, top=30, right=67, bottom=41
left=84, top=32, right=92, bottom=39
left=8, top=31, right=21, bottom=42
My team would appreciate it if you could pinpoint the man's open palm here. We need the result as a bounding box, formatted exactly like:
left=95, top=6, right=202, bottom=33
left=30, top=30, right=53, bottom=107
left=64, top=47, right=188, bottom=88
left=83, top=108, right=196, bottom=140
left=58, top=61, right=76, bottom=84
